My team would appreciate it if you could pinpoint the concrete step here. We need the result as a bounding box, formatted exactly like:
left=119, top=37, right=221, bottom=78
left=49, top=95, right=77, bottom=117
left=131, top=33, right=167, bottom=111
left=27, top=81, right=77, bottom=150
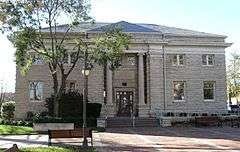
left=106, top=117, right=159, bottom=128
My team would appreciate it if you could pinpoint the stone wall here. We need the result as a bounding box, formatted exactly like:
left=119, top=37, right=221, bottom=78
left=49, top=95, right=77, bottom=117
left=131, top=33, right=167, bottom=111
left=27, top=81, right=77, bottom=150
left=150, top=45, right=227, bottom=114
left=15, top=61, right=104, bottom=119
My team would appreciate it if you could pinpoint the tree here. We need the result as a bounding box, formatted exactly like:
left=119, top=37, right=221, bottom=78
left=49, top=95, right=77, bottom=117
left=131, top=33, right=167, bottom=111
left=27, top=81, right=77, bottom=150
left=0, top=79, right=7, bottom=106
left=227, top=52, right=240, bottom=105
left=0, top=1, right=130, bottom=116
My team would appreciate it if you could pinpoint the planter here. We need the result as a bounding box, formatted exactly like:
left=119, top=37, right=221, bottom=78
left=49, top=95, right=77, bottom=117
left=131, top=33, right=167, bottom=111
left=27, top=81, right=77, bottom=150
left=33, top=123, right=74, bottom=132
left=97, top=118, right=106, bottom=128
left=159, top=117, right=172, bottom=127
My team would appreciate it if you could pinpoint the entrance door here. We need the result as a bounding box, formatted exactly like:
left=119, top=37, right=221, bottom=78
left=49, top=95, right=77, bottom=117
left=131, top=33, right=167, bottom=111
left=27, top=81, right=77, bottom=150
left=116, top=91, right=133, bottom=117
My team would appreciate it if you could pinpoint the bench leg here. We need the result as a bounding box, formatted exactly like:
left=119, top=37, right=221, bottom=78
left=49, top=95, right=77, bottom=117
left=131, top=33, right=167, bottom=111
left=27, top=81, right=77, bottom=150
left=91, top=137, right=93, bottom=146
left=48, top=138, right=51, bottom=146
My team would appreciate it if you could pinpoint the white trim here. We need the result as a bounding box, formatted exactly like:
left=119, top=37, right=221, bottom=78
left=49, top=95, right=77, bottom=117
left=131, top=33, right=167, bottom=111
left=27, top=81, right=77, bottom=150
left=204, top=99, right=215, bottom=102
left=173, top=100, right=186, bottom=103
left=202, top=54, right=215, bottom=66
left=172, top=54, right=185, bottom=66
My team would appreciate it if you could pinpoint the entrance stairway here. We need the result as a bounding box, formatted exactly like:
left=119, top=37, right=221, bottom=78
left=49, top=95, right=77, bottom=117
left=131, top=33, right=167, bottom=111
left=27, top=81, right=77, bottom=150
left=106, top=117, right=159, bottom=128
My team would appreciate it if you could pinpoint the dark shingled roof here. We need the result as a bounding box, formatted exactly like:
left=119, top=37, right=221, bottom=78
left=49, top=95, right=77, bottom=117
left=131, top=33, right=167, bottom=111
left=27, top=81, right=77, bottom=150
left=41, top=21, right=226, bottom=38
left=88, top=21, right=159, bottom=33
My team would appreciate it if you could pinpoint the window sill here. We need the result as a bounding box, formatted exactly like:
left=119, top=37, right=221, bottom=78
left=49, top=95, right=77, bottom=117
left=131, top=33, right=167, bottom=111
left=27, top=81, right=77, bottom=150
left=173, top=100, right=185, bottom=103
left=202, top=65, right=214, bottom=67
left=204, top=99, right=215, bottom=102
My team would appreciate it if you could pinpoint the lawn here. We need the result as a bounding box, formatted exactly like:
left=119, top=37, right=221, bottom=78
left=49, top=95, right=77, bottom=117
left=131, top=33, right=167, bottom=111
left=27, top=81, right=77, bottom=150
left=20, top=147, right=95, bottom=152
left=0, top=125, right=35, bottom=135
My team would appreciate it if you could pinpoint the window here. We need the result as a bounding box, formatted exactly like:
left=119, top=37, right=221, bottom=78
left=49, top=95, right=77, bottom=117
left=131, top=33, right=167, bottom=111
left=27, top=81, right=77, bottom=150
left=29, top=81, right=43, bottom=101
left=63, top=52, right=78, bottom=65
left=202, top=54, right=214, bottom=66
left=66, top=81, right=76, bottom=92
left=128, top=57, right=135, bottom=65
left=203, top=81, right=215, bottom=100
left=172, top=55, right=184, bottom=66
left=173, top=81, right=185, bottom=101
left=32, top=54, right=44, bottom=65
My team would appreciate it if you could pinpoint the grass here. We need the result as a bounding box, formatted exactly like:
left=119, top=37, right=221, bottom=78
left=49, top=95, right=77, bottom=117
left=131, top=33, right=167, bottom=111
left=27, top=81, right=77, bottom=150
left=20, top=146, right=95, bottom=152
left=0, top=125, right=35, bottom=135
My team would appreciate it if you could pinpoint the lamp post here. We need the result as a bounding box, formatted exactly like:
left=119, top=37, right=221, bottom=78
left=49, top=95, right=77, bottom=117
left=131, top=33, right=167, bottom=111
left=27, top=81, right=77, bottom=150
left=81, top=49, right=90, bottom=148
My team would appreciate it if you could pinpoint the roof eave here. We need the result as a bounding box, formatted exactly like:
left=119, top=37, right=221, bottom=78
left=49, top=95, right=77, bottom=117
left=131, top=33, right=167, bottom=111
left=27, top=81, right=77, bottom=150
left=164, top=33, right=227, bottom=38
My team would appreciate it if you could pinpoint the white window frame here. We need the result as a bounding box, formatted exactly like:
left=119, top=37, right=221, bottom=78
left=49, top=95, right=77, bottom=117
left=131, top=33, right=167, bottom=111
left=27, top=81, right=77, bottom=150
left=173, top=81, right=186, bottom=102
left=203, top=81, right=215, bottom=102
left=172, top=54, right=184, bottom=66
left=29, top=81, right=44, bottom=102
left=202, top=54, right=214, bottom=66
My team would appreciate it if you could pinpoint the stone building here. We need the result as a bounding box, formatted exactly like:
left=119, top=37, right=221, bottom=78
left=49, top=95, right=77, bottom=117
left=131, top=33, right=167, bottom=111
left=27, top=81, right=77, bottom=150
left=15, top=21, right=231, bottom=119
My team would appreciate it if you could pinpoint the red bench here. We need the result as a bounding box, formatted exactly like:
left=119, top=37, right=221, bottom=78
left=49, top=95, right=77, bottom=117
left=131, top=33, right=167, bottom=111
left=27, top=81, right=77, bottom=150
left=48, top=128, right=93, bottom=146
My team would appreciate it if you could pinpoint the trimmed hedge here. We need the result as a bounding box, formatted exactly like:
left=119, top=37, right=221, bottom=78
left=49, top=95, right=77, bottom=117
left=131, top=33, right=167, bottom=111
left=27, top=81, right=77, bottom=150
left=45, top=91, right=102, bottom=118
left=0, top=119, right=33, bottom=127
left=1, top=101, right=15, bottom=120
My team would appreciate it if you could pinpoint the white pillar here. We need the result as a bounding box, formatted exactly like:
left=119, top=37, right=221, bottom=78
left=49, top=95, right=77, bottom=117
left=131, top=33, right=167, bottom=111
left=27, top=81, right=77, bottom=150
left=138, top=53, right=145, bottom=105
left=106, top=64, right=113, bottom=105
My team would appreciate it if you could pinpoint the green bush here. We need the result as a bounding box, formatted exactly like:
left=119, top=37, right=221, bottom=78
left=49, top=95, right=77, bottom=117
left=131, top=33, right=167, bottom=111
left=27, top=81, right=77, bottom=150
left=1, top=101, right=15, bottom=120
left=45, top=91, right=102, bottom=118
left=0, top=118, right=33, bottom=127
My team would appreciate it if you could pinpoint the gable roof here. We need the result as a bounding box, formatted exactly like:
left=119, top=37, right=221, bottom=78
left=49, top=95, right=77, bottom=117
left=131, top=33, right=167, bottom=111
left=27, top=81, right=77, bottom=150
left=88, top=21, right=159, bottom=33
left=41, top=21, right=226, bottom=38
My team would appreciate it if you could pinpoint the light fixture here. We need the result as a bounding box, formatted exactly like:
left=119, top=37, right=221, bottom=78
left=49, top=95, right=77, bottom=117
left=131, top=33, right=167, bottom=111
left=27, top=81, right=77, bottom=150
left=81, top=69, right=90, bottom=76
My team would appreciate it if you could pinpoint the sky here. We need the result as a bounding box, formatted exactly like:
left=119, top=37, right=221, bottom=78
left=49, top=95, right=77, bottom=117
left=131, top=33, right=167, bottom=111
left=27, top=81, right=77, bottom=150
left=0, top=0, right=239, bottom=92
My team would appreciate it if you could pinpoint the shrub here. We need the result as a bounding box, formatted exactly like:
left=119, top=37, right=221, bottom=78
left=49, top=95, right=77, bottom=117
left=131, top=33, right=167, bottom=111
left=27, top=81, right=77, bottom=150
left=0, top=118, right=33, bottom=127
left=45, top=91, right=102, bottom=119
left=1, top=101, right=15, bottom=120
left=26, top=111, right=34, bottom=121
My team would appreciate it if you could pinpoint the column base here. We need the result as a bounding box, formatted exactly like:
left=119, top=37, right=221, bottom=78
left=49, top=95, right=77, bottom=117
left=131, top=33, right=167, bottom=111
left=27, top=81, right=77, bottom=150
left=138, top=104, right=150, bottom=117
left=100, top=104, right=115, bottom=117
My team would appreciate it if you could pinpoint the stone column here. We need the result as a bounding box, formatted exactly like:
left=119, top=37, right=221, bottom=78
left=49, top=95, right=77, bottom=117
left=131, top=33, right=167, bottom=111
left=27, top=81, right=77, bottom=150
left=102, top=63, right=114, bottom=117
left=107, top=64, right=113, bottom=105
left=138, top=53, right=145, bottom=106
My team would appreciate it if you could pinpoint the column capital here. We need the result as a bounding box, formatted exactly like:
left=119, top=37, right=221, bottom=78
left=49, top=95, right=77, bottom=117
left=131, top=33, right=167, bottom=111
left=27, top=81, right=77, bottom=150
left=137, top=52, right=145, bottom=56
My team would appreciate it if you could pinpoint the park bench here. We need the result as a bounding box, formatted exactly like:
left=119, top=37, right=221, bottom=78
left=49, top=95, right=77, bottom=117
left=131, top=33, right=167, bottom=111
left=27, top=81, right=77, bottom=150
left=195, top=116, right=222, bottom=127
left=3, top=144, right=19, bottom=152
left=48, top=128, right=93, bottom=146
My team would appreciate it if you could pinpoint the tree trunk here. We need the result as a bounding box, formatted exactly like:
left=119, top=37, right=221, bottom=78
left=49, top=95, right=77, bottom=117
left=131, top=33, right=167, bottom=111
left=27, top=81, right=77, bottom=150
left=52, top=72, right=59, bottom=117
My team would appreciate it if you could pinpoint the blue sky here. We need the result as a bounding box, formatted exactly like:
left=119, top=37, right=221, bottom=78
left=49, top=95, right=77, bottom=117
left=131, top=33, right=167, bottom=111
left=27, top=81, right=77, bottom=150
left=0, top=0, right=239, bottom=92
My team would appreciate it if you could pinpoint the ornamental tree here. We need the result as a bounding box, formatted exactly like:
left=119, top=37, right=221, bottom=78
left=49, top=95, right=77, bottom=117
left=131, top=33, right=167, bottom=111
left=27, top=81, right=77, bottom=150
left=0, top=0, right=130, bottom=116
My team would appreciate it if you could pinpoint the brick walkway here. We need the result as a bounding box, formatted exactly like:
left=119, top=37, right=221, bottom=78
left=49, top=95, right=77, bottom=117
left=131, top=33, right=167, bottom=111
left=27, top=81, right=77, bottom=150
left=94, top=127, right=240, bottom=152
left=0, top=127, right=239, bottom=151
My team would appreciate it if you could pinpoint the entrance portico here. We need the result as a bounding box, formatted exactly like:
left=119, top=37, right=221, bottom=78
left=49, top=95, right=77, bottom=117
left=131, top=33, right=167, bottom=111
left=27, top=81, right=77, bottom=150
left=103, top=52, right=149, bottom=117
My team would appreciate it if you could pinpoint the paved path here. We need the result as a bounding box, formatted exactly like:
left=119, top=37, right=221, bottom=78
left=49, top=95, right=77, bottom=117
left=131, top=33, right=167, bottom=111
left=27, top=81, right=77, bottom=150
left=94, top=127, right=240, bottom=152
left=0, top=127, right=239, bottom=152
